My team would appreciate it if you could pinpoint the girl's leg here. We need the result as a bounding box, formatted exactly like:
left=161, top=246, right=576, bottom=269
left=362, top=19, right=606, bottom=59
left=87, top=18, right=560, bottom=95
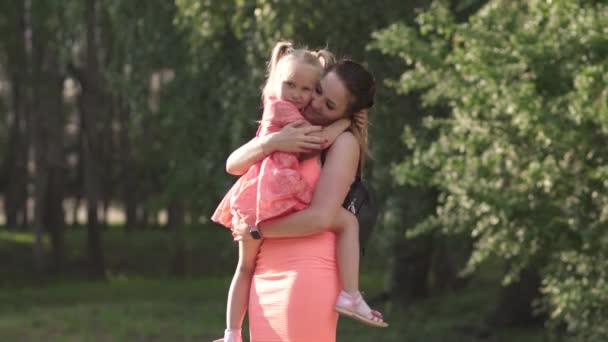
left=332, top=208, right=388, bottom=328
left=333, top=208, right=360, bottom=292
left=224, top=236, right=262, bottom=340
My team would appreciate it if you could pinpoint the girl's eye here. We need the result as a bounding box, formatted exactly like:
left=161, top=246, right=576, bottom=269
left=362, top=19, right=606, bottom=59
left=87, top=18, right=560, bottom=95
left=326, top=102, right=334, bottom=110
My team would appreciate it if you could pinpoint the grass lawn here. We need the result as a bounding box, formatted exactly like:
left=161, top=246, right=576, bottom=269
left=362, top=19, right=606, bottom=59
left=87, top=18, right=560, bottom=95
left=0, top=276, right=550, bottom=342
left=0, top=228, right=552, bottom=341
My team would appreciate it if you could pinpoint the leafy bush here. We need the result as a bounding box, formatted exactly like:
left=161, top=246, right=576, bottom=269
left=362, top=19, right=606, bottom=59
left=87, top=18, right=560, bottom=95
left=371, top=1, right=608, bottom=339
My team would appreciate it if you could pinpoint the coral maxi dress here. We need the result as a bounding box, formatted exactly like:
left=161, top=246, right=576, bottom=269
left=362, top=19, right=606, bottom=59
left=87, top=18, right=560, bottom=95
left=248, top=155, right=340, bottom=341
left=213, top=97, right=340, bottom=341
left=212, top=97, right=314, bottom=229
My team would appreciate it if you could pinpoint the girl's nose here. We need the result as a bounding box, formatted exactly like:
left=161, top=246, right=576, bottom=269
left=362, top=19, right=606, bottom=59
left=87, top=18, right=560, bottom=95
left=310, top=96, right=321, bottom=111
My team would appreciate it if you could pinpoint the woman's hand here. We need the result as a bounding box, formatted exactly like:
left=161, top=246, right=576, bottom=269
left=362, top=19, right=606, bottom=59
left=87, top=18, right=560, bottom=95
left=264, top=120, right=326, bottom=153
left=231, top=216, right=252, bottom=241
left=354, top=108, right=368, bottom=129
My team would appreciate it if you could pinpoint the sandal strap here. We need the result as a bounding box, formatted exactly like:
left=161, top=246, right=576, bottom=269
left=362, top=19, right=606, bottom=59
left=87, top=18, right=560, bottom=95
left=371, top=309, right=384, bottom=320
left=351, top=291, right=364, bottom=305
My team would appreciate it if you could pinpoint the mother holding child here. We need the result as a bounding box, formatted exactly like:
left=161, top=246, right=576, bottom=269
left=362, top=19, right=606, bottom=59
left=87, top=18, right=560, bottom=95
left=212, top=41, right=388, bottom=342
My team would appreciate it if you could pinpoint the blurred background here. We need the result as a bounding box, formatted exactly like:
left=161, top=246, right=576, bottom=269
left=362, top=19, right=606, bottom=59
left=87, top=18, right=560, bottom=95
left=0, top=0, right=606, bottom=341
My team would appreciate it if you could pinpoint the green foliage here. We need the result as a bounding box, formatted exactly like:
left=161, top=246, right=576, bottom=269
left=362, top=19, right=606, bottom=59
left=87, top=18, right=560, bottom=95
left=372, top=0, right=608, bottom=339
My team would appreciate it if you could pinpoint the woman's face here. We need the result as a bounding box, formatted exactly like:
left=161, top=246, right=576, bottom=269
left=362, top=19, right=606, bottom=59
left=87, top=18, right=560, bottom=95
left=303, top=71, right=351, bottom=125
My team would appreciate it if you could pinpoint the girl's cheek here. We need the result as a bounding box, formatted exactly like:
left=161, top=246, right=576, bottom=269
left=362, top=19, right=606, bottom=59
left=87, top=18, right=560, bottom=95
left=306, top=95, right=314, bottom=103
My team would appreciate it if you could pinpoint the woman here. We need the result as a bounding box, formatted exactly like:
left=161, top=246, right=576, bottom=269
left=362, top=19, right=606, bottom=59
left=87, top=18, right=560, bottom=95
left=224, top=60, right=384, bottom=341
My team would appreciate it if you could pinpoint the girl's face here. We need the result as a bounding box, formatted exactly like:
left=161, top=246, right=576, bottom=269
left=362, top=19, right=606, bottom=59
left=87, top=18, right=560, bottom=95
left=276, top=61, right=319, bottom=111
left=303, top=71, right=350, bottom=125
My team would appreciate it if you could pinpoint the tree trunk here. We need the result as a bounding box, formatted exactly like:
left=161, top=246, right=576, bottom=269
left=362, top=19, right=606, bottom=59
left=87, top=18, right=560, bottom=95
left=43, top=68, right=66, bottom=272
left=118, top=100, right=138, bottom=231
left=100, top=88, right=114, bottom=229
left=71, top=196, right=81, bottom=227
left=75, top=0, right=106, bottom=279
left=389, top=187, right=437, bottom=306
left=168, top=200, right=186, bottom=276
left=431, top=235, right=472, bottom=293
left=4, top=82, right=29, bottom=229
left=71, top=122, right=85, bottom=228
left=31, top=13, right=48, bottom=273
left=31, top=93, right=48, bottom=274
left=29, top=0, right=68, bottom=273
left=2, top=0, right=29, bottom=230
left=390, top=235, right=433, bottom=304
left=488, top=266, right=544, bottom=328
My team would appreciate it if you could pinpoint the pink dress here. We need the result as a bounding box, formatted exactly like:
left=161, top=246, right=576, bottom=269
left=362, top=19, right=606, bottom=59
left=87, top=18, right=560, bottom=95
left=212, top=97, right=312, bottom=229
left=248, top=157, right=340, bottom=341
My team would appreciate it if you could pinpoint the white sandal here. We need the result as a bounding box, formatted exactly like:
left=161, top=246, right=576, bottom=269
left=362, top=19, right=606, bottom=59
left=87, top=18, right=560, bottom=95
left=334, top=290, right=389, bottom=328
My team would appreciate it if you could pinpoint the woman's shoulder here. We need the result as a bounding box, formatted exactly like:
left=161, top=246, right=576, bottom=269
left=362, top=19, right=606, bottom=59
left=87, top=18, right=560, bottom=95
left=332, top=131, right=358, bottom=149
left=326, top=131, right=359, bottom=160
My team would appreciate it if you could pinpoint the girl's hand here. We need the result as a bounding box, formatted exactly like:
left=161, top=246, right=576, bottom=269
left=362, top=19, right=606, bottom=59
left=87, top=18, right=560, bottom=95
left=354, top=109, right=369, bottom=129
left=264, top=120, right=326, bottom=153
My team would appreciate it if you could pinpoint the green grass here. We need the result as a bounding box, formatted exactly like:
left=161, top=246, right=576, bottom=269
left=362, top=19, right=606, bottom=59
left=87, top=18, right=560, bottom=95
left=0, top=227, right=552, bottom=341
left=0, top=276, right=550, bottom=342
left=0, top=278, right=227, bottom=342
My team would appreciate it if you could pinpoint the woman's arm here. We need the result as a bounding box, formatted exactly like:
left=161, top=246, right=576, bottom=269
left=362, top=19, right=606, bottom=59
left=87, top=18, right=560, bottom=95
left=258, top=132, right=360, bottom=238
left=226, top=120, right=326, bottom=175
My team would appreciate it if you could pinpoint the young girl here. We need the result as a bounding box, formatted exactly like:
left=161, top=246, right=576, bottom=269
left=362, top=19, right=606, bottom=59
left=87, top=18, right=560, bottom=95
left=212, top=42, right=385, bottom=342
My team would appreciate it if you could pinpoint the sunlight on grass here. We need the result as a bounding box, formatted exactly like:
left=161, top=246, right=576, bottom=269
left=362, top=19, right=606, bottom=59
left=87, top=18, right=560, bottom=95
left=0, top=231, right=53, bottom=251
left=0, top=231, right=38, bottom=244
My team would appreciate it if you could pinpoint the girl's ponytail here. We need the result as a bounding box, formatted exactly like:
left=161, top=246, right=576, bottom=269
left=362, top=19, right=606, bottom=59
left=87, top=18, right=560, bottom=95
left=269, top=42, right=293, bottom=74
left=263, top=41, right=293, bottom=101
left=314, top=49, right=336, bottom=70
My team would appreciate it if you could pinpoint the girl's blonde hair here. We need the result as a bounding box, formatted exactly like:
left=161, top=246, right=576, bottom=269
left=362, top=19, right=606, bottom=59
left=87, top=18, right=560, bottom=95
left=262, top=41, right=335, bottom=102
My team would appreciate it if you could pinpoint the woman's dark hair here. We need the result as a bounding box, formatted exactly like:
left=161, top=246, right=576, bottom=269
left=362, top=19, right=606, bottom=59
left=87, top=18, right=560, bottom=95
left=326, top=60, right=376, bottom=116
left=326, top=60, right=376, bottom=167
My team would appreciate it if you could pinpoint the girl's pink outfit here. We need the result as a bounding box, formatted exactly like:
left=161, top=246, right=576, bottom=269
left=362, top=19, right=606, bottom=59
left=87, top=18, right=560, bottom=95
left=213, top=99, right=339, bottom=340
left=248, top=157, right=340, bottom=341
left=212, top=97, right=312, bottom=229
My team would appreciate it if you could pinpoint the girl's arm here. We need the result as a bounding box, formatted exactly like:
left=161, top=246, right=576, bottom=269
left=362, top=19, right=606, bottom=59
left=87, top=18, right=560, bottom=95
left=307, top=109, right=367, bottom=147
left=226, top=121, right=325, bottom=175
left=257, top=132, right=360, bottom=237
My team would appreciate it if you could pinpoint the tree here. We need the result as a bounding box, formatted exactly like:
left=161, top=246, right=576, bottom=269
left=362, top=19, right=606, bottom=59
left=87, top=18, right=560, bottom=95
left=373, top=0, right=608, bottom=338
left=0, top=0, right=29, bottom=229
left=77, top=0, right=106, bottom=279
left=30, top=0, right=68, bottom=272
